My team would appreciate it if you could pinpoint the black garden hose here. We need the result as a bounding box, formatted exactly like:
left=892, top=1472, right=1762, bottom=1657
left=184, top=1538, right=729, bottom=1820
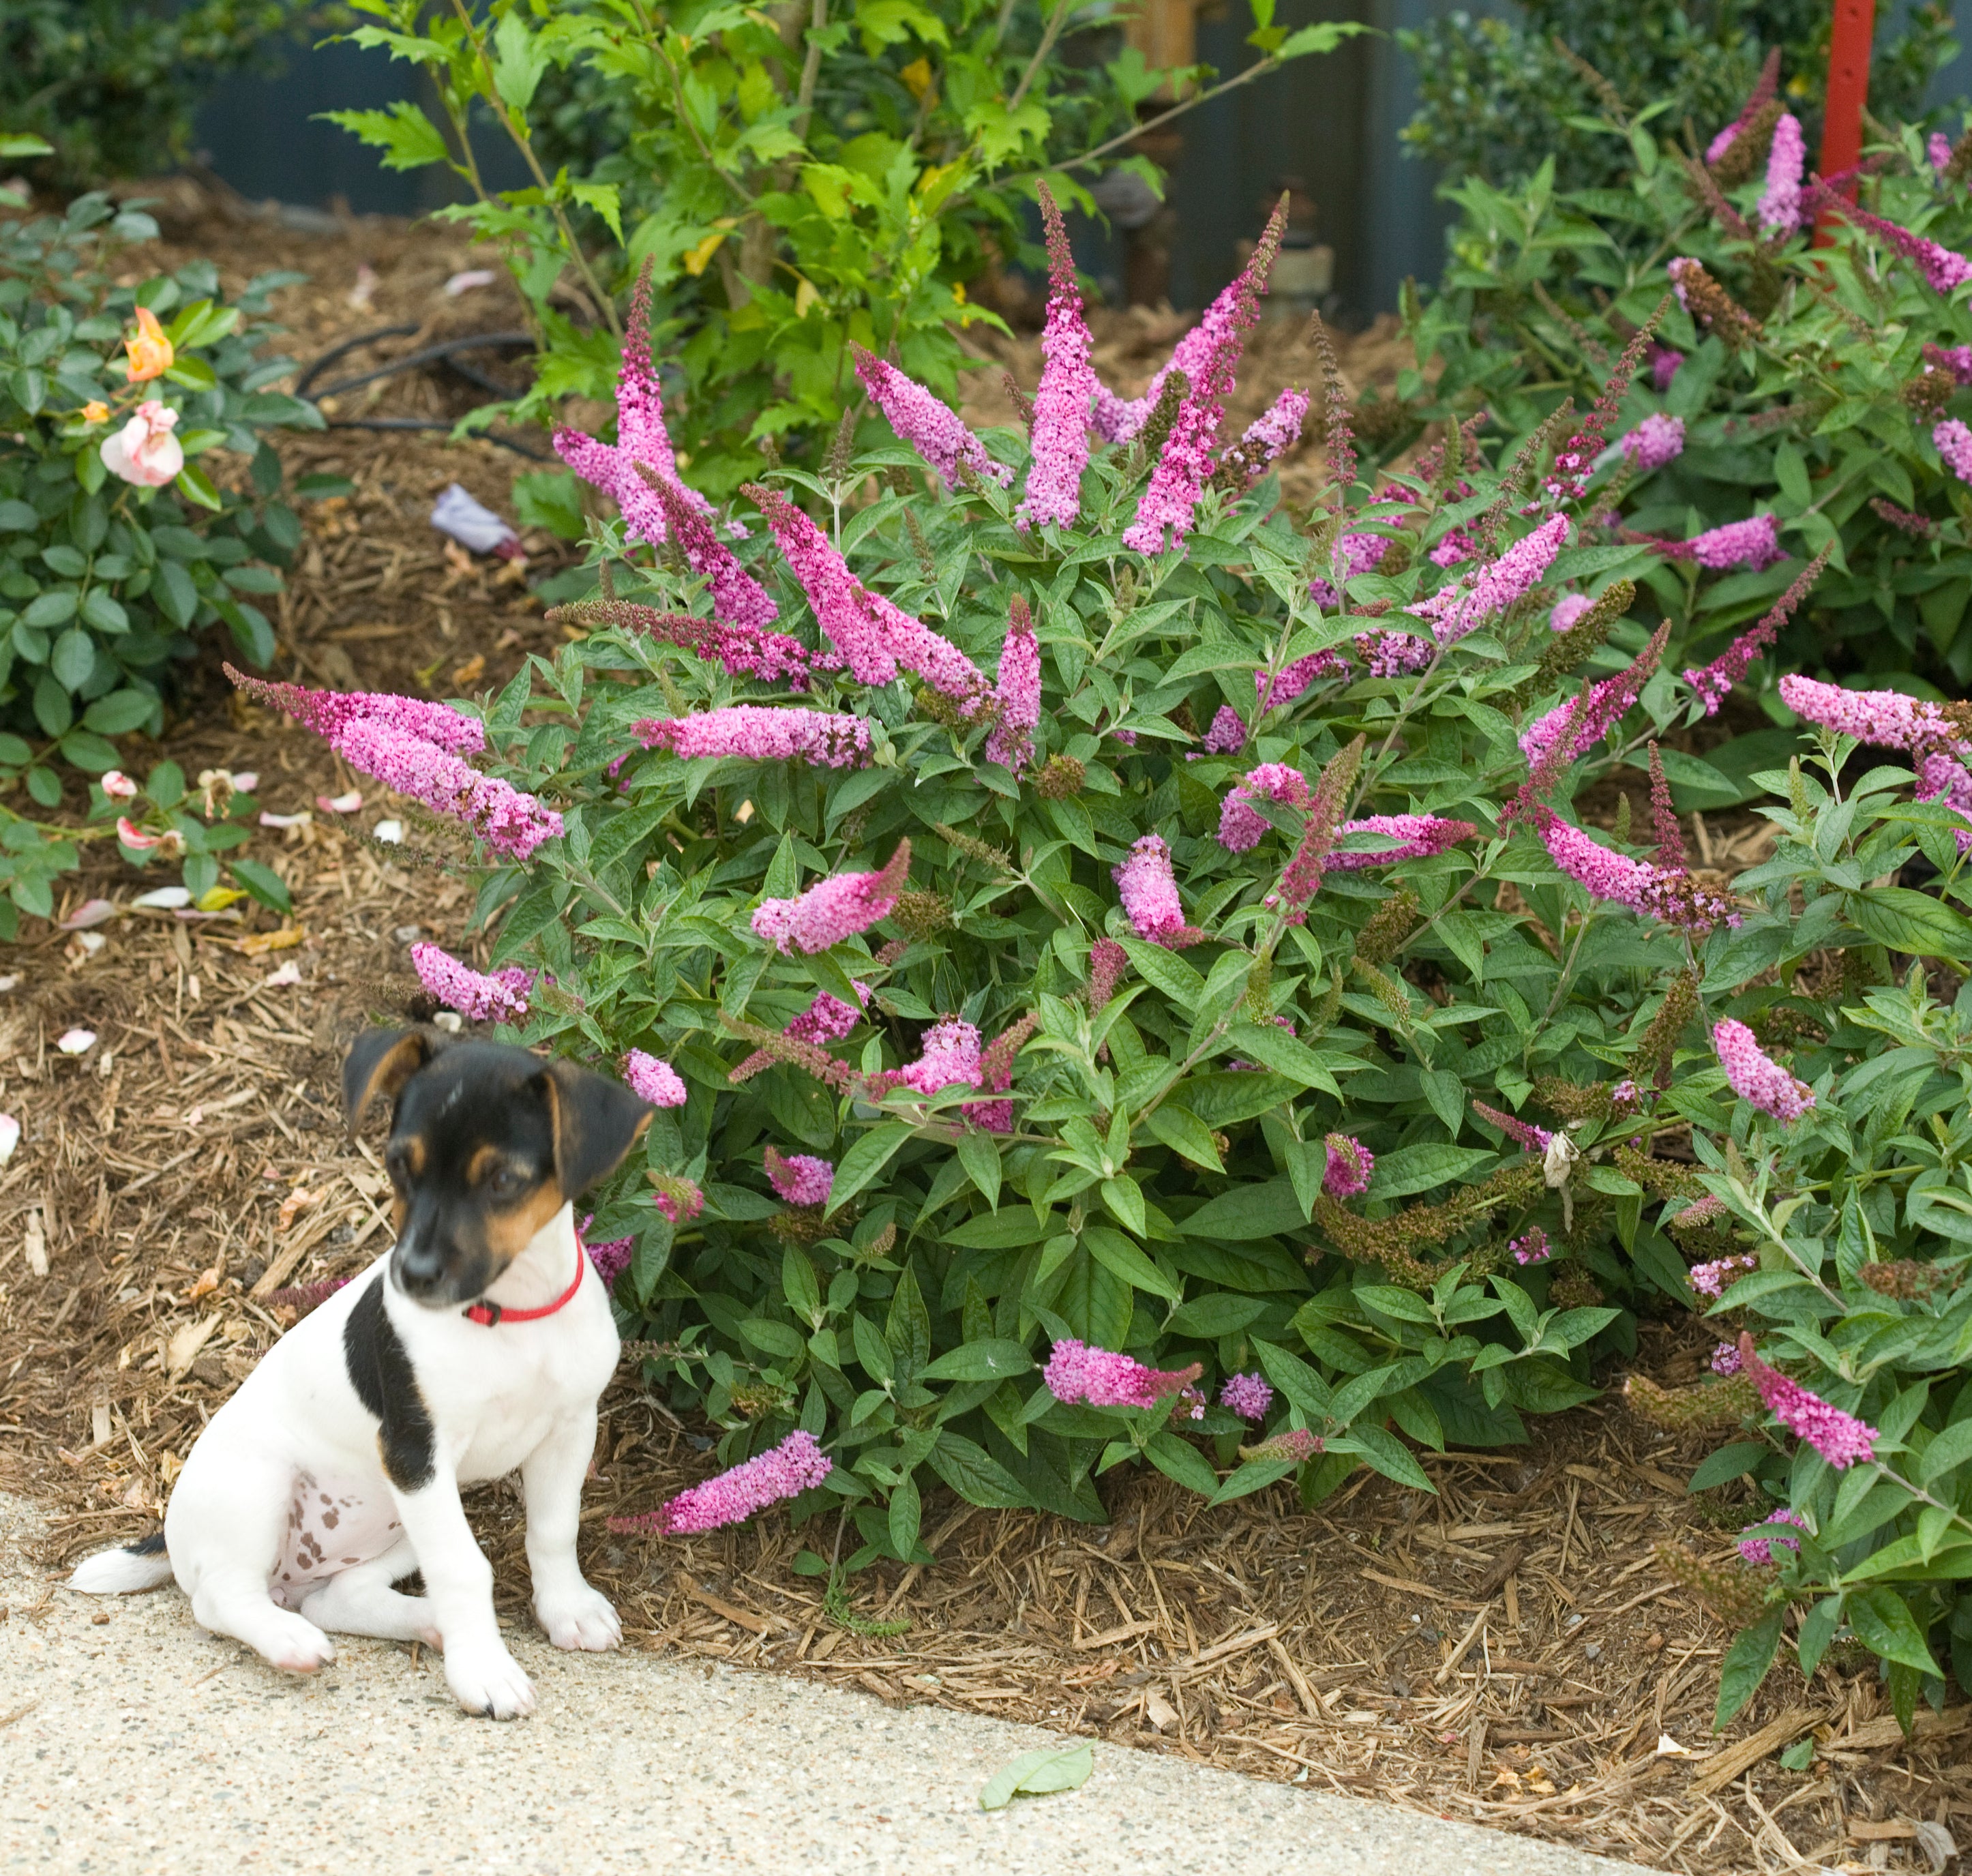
left=293, top=323, right=549, bottom=462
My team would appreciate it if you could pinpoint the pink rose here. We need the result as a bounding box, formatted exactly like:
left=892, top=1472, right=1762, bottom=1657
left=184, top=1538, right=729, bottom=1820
left=100, top=771, right=138, bottom=800
left=100, top=400, right=183, bottom=489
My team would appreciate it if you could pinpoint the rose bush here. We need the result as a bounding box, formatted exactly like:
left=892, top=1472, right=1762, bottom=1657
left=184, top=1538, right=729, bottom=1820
left=0, top=181, right=325, bottom=931
left=243, top=185, right=1972, bottom=1704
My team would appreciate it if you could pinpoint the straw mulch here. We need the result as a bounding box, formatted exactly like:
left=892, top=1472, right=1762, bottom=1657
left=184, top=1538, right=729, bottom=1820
left=1, top=196, right=1965, bottom=1875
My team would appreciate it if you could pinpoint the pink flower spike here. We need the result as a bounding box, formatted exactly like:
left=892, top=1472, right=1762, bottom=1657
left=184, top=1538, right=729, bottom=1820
left=1683, top=548, right=1829, bottom=715
left=1200, top=705, right=1247, bottom=754
left=651, top=1172, right=704, bottom=1226
left=853, top=347, right=1011, bottom=492
left=1323, top=1132, right=1375, bottom=1199
left=1511, top=1228, right=1552, bottom=1266
left=1043, top=1338, right=1201, bottom=1409
left=636, top=468, right=780, bottom=638
left=1778, top=674, right=1971, bottom=754
left=608, top=1429, right=833, bottom=1536
left=882, top=1017, right=982, bottom=1097
left=1549, top=593, right=1592, bottom=634
left=410, top=942, right=532, bottom=1022
left=1619, top=413, right=1686, bottom=471
left=1713, top=1017, right=1814, bottom=1121
left=985, top=595, right=1041, bottom=769
left=1255, top=647, right=1349, bottom=712
left=224, top=668, right=486, bottom=755
left=752, top=841, right=911, bottom=955
left=1113, top=835, right=1204, bottom=947
left=1239, top=1427, right=1321, bottom=1464
left=1536, top=808, right=1735, bottom=933
left=1326, top=814, right=1477, bottom=869
left=1738, top=1333, right=1878, bottom=1468
left=1937, top=417, right=1972, bottom=486
left=633, top=706, right=871, bottom=769
left=586, top=1234, right=635, bottom=1289
left=1411, top=513, right=1571, bottom=646
left=747, top=484, right=897, bottom=685
left=1690, top=1254, right=1754, bottom=1299
left=1919, top=752, right=1972, bottom=854
left=1220, top=1373, right=1273, bottom=1420
left=1737, top=1507, right=1808, bottom=1565
left=1758, top=113, right=1806, bottom=233
left=764, top=1146, right=833, bottom=1206
left=1017, top=185, right=1098, bottom=532
left=1655, top=513, right=1784, bottom=571
left=1712, top=1341, right=1744, bottom=1376
left=1217, top=762, right=1311, bottom=852
left=1821, top=194, right=1972, bottom=295
left=1472, top=1099, right=1552, bottom=1152
left=331, top=717, right=563, bottom=860
left=1649, top=344, right=1684, bottom=391
left=1231, top=387, right=1309, bottom=480
left=1933, top=132, right=1956, bottom=172
left=623, top=1049, right=687, bottom=1107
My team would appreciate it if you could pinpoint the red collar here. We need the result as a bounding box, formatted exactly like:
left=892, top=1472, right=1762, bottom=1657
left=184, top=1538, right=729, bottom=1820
left=462, top=1230, right=586, bottom=1328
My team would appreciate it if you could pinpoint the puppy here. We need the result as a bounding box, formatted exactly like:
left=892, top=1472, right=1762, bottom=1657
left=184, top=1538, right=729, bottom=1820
left=71, top=1029, right=653, bottom=1718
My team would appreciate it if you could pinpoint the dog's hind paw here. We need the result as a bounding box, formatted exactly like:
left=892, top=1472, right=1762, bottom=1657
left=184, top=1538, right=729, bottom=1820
left=263, top=1614, right=337, bottom=1675
left=444, top=1643, right=537, bottom=1720
left=535, top=1584, right=621, bottom=1652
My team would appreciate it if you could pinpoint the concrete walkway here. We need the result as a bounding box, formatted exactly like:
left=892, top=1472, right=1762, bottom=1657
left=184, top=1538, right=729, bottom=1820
left=0, top=1498, right=1643, bottom=1875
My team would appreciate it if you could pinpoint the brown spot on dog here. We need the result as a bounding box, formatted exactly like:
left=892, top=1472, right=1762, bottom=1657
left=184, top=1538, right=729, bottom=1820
left=481, top=1180, right=569, bottom=1266
left=322, top=1508, right=340, bottom=1529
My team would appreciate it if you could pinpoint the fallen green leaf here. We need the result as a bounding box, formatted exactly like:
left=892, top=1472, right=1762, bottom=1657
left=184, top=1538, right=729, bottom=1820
left=978, top=1742, right=1094, bottom=1811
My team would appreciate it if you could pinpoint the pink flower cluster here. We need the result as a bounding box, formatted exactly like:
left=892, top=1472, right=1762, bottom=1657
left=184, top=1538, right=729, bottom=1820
left=585, top=1233, right=635, bottom=1290
left=1199, top=706, right=1248, bottom=755
left=1520, top=627, right=1667, bottom=769
left=1650, top=343, right=1684, bottom=391
left=1737, top=1507, right=1808, bottom=1566
left=1758, top=113, right=1806, bottom=233
left=1429, top=530, right=1476, bottom=569
left=609, top=1429, right=833, bottom=1536
left=1324, top=1133, right=1375, bottom=1199
left=623, top=1049, right=688, bottom=1107
left=1684, top=552, right=1827, bottom=715
left=1255, top=649, right=1350, bottom=713
left=986, top=599, right=1041, bottom=770
left=1550, top=593, right=1593, bottom=633
left=1658, top=513, right=1784, bottom=571
left=1937, top=417, right=1972, bottom=486
left=1919, top=751, right=1972, bottom=852
left=1093, top=254, right=1261, bottom=444
left=1713, top=1017, right=1814, bottom=1121
left=1511, top=1228, right=1552, bottom=1266
left=1932, top=131, right=1956, bottom=172
left=1017, top=187, right=1098, bottom=531
left=1779, top=674, right=1969, bottom=754
left=633, top=706, right=871, bottom=769
left=1690, top=1254, right=1754, bottom=1298
left=1925, top=342, right=1972, bottom=383
left=633, top=470, right=781, bottom=640
left=765, top=1146, right=833, bottom=1206
left=608, top=606, right=808, bottom=689
left=1043, top=1339, right=1201, bottom=1409
left=1089, top=938, right=1129, bottom=1006
left=1711, top=1340, right=1744, bottom=1376
left=1220, top=1373, right=1274, bottom=1419
left=1218, top=762, right=1310, bottom=852
left=753, top=842, right=910, bottom=954
left=1358, top=631, right=1433, bottom=677
left=1114, top=835, right=1202, bottom=947
left=854, top=347, right=1011, bottom=492
left=1827, top=196, right=1972, bottom=294
left=1240, top=1427, right=1321, bottom=1464
left=1474, top=1100, right=1551, bottom=1152
left=887, top=1017, right=981, bottom=1095
left=1326, top=814, right=1477, bottom=869
left=1537, top=809, right=1735, bottom=932
left=1234, top=388, right=1308, bottom=476
left=1619, top=413, right=1686, bottom=471
left=410, top=943, right=533, bottom=1022
left=651, top=1172, right=704, bottom=1226
left=1739, top=1333, right=1878, bottom=1469
left=1412, top=514, right=1571, bottom=646
left=227, top=668, right=560, bottom=860
left=790, top=984, right=871, bottom=1045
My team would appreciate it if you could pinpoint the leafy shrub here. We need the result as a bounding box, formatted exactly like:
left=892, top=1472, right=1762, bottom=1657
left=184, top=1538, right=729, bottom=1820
left=0, top=180, right=325, bottom=927
left=1, top=0, right=325, bottom=185
left=245, top=190, right=1972, bottom=1692
left=327, top=0, right=1356, bottom=497
left=1399, top=0, right=1955, bottom=192
left=1384, top=100, right=1972, bottom=790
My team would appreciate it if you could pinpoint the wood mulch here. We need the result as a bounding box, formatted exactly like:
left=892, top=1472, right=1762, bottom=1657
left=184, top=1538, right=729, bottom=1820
left=0, top=190, right=1964, bottom=1874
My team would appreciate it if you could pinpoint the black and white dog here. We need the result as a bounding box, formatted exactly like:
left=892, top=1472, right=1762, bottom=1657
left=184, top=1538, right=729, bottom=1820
left=71, top=1028, right=653, bottom=1718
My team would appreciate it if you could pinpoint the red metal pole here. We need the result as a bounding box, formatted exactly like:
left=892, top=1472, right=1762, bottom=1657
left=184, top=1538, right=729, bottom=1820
left=1819, top=0, right=1876, bottom=185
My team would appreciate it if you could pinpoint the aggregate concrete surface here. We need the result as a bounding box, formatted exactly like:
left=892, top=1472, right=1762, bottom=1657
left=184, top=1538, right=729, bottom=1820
left=0, top=1496, right=1645, bottom=1875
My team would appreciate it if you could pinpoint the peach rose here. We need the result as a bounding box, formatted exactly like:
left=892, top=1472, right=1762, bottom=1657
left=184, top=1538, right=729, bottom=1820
left=123, top=306, right=175, bottom=383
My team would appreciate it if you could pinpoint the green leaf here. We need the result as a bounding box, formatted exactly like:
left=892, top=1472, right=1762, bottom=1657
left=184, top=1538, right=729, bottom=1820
left=320, top=102, right=451, bottom=170
left=921, top=1339, right=1035, bottom=1382
left=228, top=859, right=291, bottom=914
left=888, top=1468, right=921, bottom=1558
left=1845, top=887, right=1972, bottom=962
left=1687, top=1442, right=1773, bottom=1491
left=885, top=1263, right=931, bottom=1375
left=926, top=1432, right=1032, bottom=1508
left=1846, top=1586, right=1943, bottom=1676
left=1166, top=1292, right=1266, bottom=1338
left=978, top=1743, right=1093, bottom=1811
left=1917, top=1419, right=1972, bottom=1487
left=1797, top=1596, right=1842, bottom=1680
left=955, top=1130, right=1001, bottom=1210
left=1142, top=1101, right=1224, bottom=1172
left=82, top=689, right=153, bottom=736
left=1082, top=1223, right=1181, bottom=1300
left=826, top=1122, right=912, bottom=1215
left=1098, top=1174, right=1148, bottom=1239
left=1182, top=1177, right=1307, bottom=1240
left=174, top=463, right=222, bottom=513
left=50, top=627, right=93, bottom=691
left=491, top=12, right=550, bottom=110
left=1715, top=1607, right=1784, bottom=1729
left=1350, top=1423, right=1435, bottom=1493
left=1371, top=1144, right=1496, bottom=1200
left=1145, top=1429, right=1222, bottom=1495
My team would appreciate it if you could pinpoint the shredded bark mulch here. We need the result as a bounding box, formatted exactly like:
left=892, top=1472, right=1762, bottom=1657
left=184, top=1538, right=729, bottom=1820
left=0, top=191, right=1964, bottom=1875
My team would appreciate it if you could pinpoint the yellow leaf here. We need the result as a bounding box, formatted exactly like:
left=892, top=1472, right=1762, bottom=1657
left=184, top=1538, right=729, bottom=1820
left=900, top=56, right=934, bottom=101
left=683, top=228, right=730, bottom=277
left=793, top=277, right=820, bottom=318
left=235, top=925, right=305, bottom=957
left=951, top=280, right=966, bottom=306
left=196, top=887, right=248, bottom=912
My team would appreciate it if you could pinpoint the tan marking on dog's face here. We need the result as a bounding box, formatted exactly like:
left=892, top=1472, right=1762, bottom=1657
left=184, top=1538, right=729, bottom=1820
left=466, top=1143, right=501, bottom=1185
left=478, top=1178, right=567, bottom=1268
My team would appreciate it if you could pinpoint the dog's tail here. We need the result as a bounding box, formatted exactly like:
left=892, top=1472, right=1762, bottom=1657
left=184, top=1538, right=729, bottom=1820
left=69, top=1531, right=173, bottom=1594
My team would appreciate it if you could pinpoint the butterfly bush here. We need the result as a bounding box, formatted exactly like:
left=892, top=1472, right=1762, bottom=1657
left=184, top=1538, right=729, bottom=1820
left=271, top=177, right=1972, bottom=1669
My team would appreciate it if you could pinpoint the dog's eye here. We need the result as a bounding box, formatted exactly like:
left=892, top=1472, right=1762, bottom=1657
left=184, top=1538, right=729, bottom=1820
left=488, top=1167, right=524, bottom=1199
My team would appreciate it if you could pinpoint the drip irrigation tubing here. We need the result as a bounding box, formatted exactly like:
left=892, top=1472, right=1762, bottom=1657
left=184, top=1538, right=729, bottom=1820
left=293, top=324, right=549, bottom=460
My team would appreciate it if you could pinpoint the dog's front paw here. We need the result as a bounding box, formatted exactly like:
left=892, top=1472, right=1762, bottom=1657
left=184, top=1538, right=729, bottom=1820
left=535, top=1583, right=621, bottom=1652
left=443, top=1641, right=537, bottom=1720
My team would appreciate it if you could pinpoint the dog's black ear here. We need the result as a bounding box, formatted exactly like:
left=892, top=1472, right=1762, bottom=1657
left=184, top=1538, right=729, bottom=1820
left=343, top=1028, right=438, bottom=1133
left=539, top=1059, right=655, bottom=1197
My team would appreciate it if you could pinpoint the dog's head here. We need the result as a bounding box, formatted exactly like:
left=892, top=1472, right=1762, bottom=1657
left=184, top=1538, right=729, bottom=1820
left=343, top=1030, right=654, bottom=1308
